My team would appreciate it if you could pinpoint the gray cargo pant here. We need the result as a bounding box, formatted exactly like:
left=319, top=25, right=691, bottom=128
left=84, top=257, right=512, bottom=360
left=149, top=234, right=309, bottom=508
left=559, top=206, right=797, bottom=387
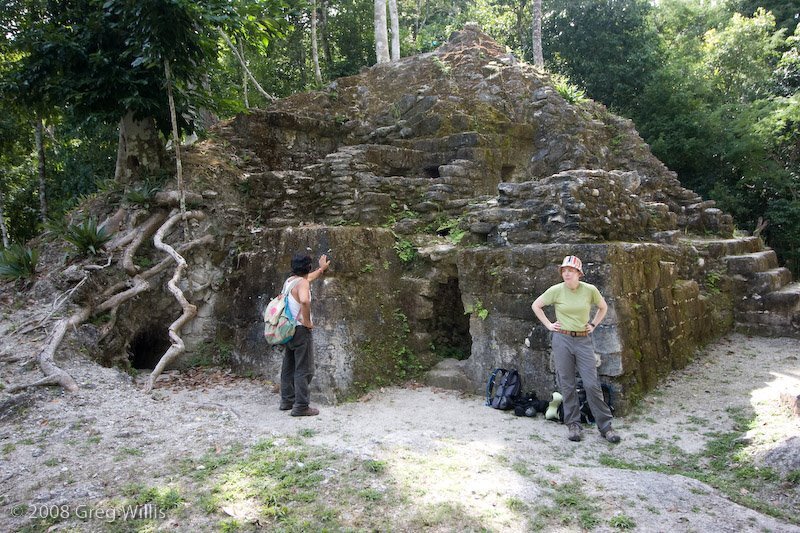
left=280, top=326, right=314, bottom=410
left=552, top=332, right=614, bottom=433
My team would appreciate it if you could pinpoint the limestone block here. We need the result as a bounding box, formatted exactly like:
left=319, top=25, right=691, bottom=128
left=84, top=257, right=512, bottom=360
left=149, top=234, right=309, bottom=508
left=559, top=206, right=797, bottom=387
left=672, top=280, right=700, bottom=302
left=597, top=352, right=623, bottom=377
left=593, top=328, right=622, bottom=357
left=659, top=261, right=677, bottom=287
left=423, top=358, right=472, bottom=391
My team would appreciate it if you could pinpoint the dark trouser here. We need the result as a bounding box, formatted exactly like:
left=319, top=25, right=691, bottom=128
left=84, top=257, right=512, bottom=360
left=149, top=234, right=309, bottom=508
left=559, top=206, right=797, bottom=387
left=280, top=326, right=314, bottom=409
left=552, top=333, right=614, bottom=433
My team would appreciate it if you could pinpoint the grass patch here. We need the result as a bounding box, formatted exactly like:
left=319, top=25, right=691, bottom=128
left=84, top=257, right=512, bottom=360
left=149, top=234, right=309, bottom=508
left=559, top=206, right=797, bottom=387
left=115, top=446, right=144, bottom=461
left=597, top=408, right=799, bottom=525
left=506, top=497, right=528, bottom=512
left=122, top=483, right=184, bottom=509
left=534, top=477, right=601, bottom=530
left=609, top=514, right=636, bottom=529
left=364, top=459, right=387, bottom=474
left=175, top=439, right=388, bottom=530
left=512, top=461, right=531, bottom=477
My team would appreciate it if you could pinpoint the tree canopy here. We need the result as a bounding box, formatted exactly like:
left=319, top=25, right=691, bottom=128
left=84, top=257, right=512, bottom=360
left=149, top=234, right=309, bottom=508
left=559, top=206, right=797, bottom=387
left=1, top=0, right=799, bottom=273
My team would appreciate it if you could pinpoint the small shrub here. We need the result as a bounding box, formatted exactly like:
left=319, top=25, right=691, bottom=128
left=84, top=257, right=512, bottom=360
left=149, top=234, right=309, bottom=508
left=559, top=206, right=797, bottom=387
left=63, top=217, right=112, bottom=255
left=432, top=56, right=452, bottom=76
left=393, top=236, right=416, bottom=263
left=125, top=182, right=161, bottom=207
left=465, top=299, right=489, bottom=320
left=433, top=217, right=467, bottom=244
left=552, top=74, right=587, bottom=105
left=0, top=244, right=39, bottom=280
left=706, top=270, right=723, bottom=294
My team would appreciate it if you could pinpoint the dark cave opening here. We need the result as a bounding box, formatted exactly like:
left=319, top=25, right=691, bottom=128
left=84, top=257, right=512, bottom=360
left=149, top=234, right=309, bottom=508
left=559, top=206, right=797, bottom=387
left=429, top=278, right=472, bottom=360
left=129, top=324, right=171, bottom=370
left=423, top=166, right=441, bottom=179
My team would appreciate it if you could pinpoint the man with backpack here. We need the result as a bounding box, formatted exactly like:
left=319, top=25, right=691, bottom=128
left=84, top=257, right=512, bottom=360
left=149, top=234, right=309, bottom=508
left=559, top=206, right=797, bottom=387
left=279, top=252, right=330, bottom=416
left=531, top=255, right=621, bottom=443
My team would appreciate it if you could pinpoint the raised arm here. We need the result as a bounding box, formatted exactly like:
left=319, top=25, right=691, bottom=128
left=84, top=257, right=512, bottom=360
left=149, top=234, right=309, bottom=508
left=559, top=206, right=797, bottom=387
left=307, top=254, right=330, bottom=282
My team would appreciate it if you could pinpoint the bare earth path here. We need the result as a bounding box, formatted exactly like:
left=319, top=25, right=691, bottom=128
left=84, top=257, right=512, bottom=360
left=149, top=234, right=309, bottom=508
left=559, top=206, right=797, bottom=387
left=1, top=327, right=798, bottom=532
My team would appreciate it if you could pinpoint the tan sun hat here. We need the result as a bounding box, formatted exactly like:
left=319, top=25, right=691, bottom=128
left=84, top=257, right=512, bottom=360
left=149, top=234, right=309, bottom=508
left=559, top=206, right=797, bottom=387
left=559, top=255, right=583, bottom=275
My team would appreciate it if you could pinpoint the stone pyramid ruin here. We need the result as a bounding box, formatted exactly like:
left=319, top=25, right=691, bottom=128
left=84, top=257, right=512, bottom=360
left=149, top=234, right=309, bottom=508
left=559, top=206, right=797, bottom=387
left=68, top=24, right=800, bottom=411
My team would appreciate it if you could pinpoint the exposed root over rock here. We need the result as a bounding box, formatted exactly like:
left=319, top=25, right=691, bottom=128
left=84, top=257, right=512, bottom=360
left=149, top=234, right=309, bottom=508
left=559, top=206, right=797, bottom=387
left=7, top=205, right=212, bottom=395
left=144, top=210, right=206, bottom=392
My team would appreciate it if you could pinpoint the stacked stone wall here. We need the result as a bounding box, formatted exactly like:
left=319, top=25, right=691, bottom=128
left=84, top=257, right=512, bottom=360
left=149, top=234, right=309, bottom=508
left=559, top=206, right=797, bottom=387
left=456, top=242, right=734, bottom=412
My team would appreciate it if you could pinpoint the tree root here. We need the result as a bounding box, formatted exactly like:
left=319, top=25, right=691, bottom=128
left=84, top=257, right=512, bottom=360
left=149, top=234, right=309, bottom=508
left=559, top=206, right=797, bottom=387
left=9, top=308, right=92, bottom=393
left=122, top=212, right=166, bottom=275
left=154, top=190, right=203, bottom=207
left=145, top=210, right=206, bottom=392
left=10, top=208, right=213, bottom=395
left=99, top=207, right=127, bottom=235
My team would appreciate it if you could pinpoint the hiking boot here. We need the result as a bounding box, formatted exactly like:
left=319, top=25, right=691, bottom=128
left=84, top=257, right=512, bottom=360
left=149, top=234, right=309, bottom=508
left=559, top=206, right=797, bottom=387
left=279, top=402, right=293, bottom=411
left=601, top=428, right=621, bottom=443
left=290, top=406, right=319, bottom=417
left=567, top=423, right=583, bottom=442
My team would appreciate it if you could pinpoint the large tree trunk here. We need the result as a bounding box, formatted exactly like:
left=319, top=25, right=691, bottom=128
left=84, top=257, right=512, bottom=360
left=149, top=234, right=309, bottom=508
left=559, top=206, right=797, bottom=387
left=0, top=187, right=10, bottom=248
left=389, top=0, right=400, bottom=62
left=374, top=0, right=390, bottom=64
left=114, top=111, right=167, bottom=184
left=515, top=0, right=528, bottom=54
left=34, top=118, right=47, bottom=221
left=311, top=0, right=322, bottom=84
left=319, top=1, right=332, bottom=67
left=532, top=0, right=544, bottom=67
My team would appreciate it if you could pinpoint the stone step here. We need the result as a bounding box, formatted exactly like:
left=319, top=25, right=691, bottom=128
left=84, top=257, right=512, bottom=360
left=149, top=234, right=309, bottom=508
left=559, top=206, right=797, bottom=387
left=735, top=282, right=800, bottom=337
left=423, top=358, right=473, bottom=392
left=734, top=292, right=766, bottom=313
left=735, top=316, right=800, bottom=338
left=683, top=236, right=762, bottom=260
left=748, top=267, right=793, bottom=294
left=764, top=282, right=800, bottom=314
left=723, top=250, right=778, bottom=276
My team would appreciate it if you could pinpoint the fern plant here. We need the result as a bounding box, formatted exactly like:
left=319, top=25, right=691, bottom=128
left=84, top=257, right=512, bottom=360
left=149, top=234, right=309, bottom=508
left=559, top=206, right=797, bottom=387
left=125, top=180, right=161, bottom=207
left=393, top=235, right=416, bottom=263
left=552, top=74, right=587, bottom=105
left=0, top=244, right=39, bottom=280
left=63, top=217, right=112, bottom=255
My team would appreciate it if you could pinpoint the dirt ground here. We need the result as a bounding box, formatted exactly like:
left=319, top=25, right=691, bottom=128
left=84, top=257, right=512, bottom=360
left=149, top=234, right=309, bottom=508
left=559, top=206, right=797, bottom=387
left=1, top=293, right=799, bottom=532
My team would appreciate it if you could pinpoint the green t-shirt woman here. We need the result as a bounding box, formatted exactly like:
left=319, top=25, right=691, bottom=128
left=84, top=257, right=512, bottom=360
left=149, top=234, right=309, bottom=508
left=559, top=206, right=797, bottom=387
left=531, top=255, right=620, bottom=444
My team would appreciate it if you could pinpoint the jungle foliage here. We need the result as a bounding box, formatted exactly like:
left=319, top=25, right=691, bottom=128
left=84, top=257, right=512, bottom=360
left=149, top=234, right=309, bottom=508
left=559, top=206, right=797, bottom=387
left=1, top=0, right=799, bottom=272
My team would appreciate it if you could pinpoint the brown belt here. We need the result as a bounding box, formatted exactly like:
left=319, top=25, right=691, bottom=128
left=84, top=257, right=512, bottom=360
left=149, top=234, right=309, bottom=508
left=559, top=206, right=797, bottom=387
left=556, top=329, right=588, bottom=337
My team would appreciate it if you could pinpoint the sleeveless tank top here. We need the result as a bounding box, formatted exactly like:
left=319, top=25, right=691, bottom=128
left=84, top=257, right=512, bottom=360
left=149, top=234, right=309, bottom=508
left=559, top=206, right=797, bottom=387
left=283, top=276, right=310, bottom=326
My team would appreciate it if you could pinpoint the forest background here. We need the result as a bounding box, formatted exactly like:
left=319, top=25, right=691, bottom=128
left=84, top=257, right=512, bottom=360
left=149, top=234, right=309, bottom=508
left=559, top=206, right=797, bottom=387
left=1, top=0, right=799, bottom=276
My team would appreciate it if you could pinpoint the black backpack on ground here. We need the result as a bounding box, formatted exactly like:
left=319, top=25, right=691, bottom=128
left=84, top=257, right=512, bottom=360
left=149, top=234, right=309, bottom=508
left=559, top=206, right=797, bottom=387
left=512, top=391, right=550, bottom=417
left=485, top=368, right=521, bottom=410
left=556, top=379, right=614, bottom=423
